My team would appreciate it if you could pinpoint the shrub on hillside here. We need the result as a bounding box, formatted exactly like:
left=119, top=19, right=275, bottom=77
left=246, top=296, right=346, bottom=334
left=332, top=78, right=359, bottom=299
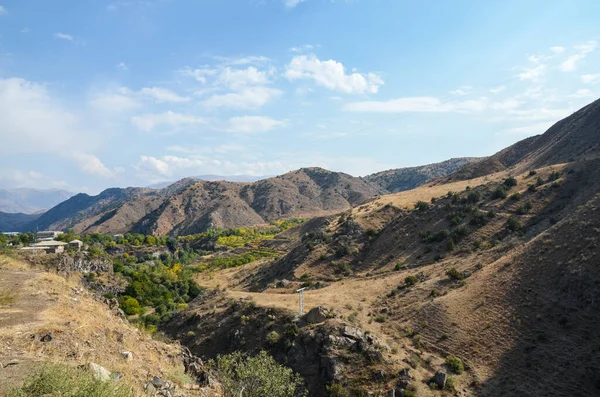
left=325, top=383, right=350, bottom=397
left=467, top=191, right=482, bottom=203
left=503, top=176, right=518, bottom=187
left=119, top=296, right=141, bottom=315
left=415, top=201, right=430, bottom=211
left=527, top=184, right=536, bottom=192
left=445, top=355, right=464, bottom=374
left=404, top=275, right=419, bottom=287
left=7, top=363, right=135, bottom=397
left=210, top=351, right=307, bottom=397
left=548, top=171, right=561, bottom=182
left=446, top=268, right=465, bottom=281
left=492, top=186, right=507, bottom=200
left=509, top=192, right=521, bottom=201
left=506, top=216, right=522, bottom=232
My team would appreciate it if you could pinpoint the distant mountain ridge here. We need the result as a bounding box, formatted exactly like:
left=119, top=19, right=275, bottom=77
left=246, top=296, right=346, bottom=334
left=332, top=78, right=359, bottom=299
left=27, top=168, right=385, bottom=236
left=146, top=175, right=270, bottom=189
left=0, top=188, right=75, bottom=214
left=363, top=158, right=479, bottom=193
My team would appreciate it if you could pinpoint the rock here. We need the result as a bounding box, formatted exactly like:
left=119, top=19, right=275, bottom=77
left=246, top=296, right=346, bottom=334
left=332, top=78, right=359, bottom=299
left=341, top=326, right=364, bottom=341
left=304, top=306, right=329, bottom=324
left=374, top=369, right=386, bottom=381
left=40, top=333, right=54, bottom=342
left=398, top=367, right=412, bottom=379
left=152, top=376, right=164, bottom=388
left=198, top=371, right=216, bottom=387
left=111, top=371, right=122, bottom=382
left=89, top=363, right=111, bottom=382
left=325, top=335, right=356, bottom=349
left=145, top=382, right=157, bottom=395
left=432, top=370, right=447, bottom=389
left=121, top=351, right=133, bottom=361
left=387, top=390, right=396, bottom=397
left=277, top=279, right=291, bottom=288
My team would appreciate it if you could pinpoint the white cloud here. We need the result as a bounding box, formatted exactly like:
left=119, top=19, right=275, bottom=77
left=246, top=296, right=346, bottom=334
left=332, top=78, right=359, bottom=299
left=139, top=87, right=190, bottom=103
left=0, top=78, right=113, bottom=178
left=560, top=41, right=597, bottom=72
left=70, top=153, right=114, bottom=178
left=202, top=86, right=282, bottom=109
left=137, top=156, right=171, bottom=176
left=217, top=66, right=272, bottom=89
left=506, top=107, right=573, bottom=121
left=225, top=116, right=287, bottom=133
left=518, top=64, right=546, bottom=80
left=550, top=46, right=565, bottom=54
left=89, top=87, right=141, bottom=113
left=179, top=67, right=219, bottom=84
left=291, top=44, right=314, bottom=53
left=116, top=62, right=129, bottom=71
left=0, top=5, right=6, bottom=15
left=450, top=86, right=472, bottom=96
left=54, top=33, right=74, bottom=41
left=490, top=86, right=506, bottom=94
left=568, top=88, right=594, bottom=98
left=285, top=54, right=384, bottom=94
left=344, top=96, right=487, bottom=113
left=284, top=0, right=306, bottom=7
left=581, top=74, right=600, bottom=84
left=131, top=111, right=206, bottom=132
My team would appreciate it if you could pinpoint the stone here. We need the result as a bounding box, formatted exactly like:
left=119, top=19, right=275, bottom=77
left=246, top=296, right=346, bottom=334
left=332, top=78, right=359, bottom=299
left=198, top=371, right=216, bottom=387
left=152, top=376, right=164, bottom=388
left=432, top=370, right=447, bottom=389
left=121, top=351, right=133, bottom=361
left=111, top=371, right=122, bottom=382
left=89, top=363, right=111, bottom=382
left=40, top=333, right=54, bottom=342
left=145, top=383, right=157, bottom=395
left=398, top=367, right=412, bottom=379
left=304, top=306, right=328, bottom=324
left=325, top=335, right=356, bottom=349
left=341, top=326, right=364, bottom=341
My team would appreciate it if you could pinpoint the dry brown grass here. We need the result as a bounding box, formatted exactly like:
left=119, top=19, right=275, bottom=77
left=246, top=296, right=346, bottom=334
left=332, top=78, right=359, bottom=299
left=0, top=290, right=16, bottom=306
left=0, top=255, right=215, bottom=396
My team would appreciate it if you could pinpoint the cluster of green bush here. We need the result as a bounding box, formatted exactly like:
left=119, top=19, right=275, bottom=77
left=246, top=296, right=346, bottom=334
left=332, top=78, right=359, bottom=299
left=191, top=250, right=278, bottom=272
left=180, top=219, right=306, bottom=249
left=112, top=258, right=202, bottom=330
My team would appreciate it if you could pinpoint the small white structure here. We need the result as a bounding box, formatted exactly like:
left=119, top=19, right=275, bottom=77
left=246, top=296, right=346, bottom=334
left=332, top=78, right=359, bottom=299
left=296, top=287, right=306, bottom=316
left=69, top=240, right=83, bottom=251
left=36, top=231, right=63, bottom=241
left=23, top=240, right=68, bottom=254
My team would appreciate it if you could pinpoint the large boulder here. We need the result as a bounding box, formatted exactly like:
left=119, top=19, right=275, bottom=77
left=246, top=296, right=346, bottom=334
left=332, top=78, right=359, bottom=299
left=304, top=306, right=329, bottom=324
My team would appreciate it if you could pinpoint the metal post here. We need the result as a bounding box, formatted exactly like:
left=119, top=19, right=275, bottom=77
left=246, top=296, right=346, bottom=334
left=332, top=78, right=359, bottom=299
left=296, top=287, right=306, bottom=316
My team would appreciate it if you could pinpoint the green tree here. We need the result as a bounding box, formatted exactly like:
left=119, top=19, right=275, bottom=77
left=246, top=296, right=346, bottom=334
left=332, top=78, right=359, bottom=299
left=119, top=296, right=141, bottom=315
left=211, top=351, right=307, bottom=397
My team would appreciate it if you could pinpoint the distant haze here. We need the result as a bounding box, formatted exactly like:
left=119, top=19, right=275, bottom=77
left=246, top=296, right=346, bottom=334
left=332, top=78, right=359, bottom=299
left=0, top=188, right=75, bottom=214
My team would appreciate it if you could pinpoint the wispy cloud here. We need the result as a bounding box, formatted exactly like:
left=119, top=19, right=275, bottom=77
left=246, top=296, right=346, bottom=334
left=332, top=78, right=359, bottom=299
left=116, top=62, right=129, bottom=71
left=224, top=116, right=287, bottom=133
left=0, top=5, right=7, bottom=15
left=54, top=32, right=74, bottom=41
left=131, top=111, right=206, bottom=132
left=560, top=41, right=597, bottom=72
left=581, top=74, right=600, bottom=84
left=283, top=0, right=307, bottom=8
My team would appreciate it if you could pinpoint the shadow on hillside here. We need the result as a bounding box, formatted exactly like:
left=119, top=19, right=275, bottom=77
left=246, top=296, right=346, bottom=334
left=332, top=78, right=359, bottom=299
left=480, top=162, right=600, bottom=396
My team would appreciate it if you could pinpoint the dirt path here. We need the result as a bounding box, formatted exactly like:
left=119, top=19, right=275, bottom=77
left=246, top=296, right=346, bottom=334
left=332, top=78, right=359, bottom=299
left=0, top=257, right=48, bottom=395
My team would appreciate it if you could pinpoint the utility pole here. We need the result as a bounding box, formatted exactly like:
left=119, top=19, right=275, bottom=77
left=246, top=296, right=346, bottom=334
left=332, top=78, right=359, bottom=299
left=296, top=287, right=306, bottom=316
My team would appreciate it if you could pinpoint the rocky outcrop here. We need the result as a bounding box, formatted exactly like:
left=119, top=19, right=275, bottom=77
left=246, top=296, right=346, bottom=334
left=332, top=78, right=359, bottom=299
left=57, top=254, right=112, bottom=274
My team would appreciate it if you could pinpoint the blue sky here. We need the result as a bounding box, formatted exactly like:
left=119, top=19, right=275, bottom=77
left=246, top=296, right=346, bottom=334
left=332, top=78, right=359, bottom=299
left=0, top=0, right=599, bottom=194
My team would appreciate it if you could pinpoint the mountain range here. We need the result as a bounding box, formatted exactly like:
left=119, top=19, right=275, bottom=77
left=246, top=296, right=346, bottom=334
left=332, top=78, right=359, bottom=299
left=0, top=188, right=74, bottom=214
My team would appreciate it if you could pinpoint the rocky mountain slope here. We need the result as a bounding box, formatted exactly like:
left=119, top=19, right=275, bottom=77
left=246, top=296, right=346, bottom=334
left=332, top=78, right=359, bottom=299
left=0, top=188, right=74, bottom=214
left=364, top=157, right=478, bottom=193
left=165, top=97, right=600, bottom=396
left=28, top=168, right=385, bottom=236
